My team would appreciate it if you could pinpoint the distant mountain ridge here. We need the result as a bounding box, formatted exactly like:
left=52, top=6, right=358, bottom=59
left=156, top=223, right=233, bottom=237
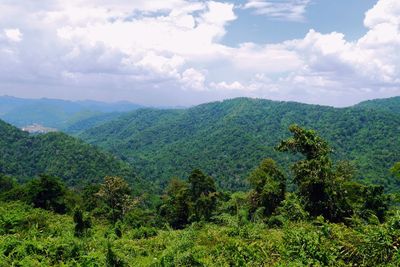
left=0, top=96, right=143, bottom=129
left=77, top=97, right=400, bottom=191
left=355, top=96, right=400, bottom=115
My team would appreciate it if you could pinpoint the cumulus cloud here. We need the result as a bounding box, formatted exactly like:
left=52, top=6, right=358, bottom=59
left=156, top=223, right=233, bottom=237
left=210, top=81, right=245, bottom=91
left=288, top=0, right=400, bottom=95
left=0, top=0, right=399, bottom=106
left=4, top=28, right=23, bottom=42
left=244, top=0, right=311, bottom=22
left=181, top=68, right=206, bottom=91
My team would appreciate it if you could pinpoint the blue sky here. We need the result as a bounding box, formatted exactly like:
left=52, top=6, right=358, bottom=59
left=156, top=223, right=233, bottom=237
left=0, top=0, right=399, bottom=107
left=224, top=0, right=377, bottom=45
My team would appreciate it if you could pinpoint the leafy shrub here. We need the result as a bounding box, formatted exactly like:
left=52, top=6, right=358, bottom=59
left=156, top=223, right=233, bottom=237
left=213, top=239, right=271, bottom=266
left=106, top=243, right=125, bottom=267
left=340, top=223, right=398, bottom=266
left=275, top=193, right=309, bottom=222
left=267, top=215, right=285, bottom=228
left=73, top=208, right=91, bottom=237
left=160, top=250, right=203, bottom=267
left=283, top=223, right=340, bottom=266
left=124, top=208, right=159, bottom=228
left=131, top=226, right=158, bottom=239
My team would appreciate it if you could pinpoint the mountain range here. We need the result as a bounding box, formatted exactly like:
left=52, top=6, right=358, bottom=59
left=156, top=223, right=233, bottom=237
left=1, top=96, right=399, bottom=192
left=75, top=97, right=400, bottom=191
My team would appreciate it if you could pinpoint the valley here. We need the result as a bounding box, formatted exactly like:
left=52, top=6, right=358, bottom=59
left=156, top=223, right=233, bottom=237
left=1, top=96, right=400, bottom=266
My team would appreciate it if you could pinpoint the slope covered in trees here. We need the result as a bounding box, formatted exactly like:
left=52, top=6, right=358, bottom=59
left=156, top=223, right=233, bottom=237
left=64, top=112, right=125, bottom=134
left=78, top=98, right=400, bottom=190
left=356, top=96, right=400, bottom=115
left=1, top=126, right=399, bottom=266
left=0, top=119, right=138, bottom=187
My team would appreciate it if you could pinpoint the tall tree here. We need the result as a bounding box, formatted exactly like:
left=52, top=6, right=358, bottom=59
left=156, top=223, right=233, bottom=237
left=73, top=208, right=92, bottom=237
left=188, top=169, right=217, bottom=222
left=248, top=158, right=286, bottom=217
left=26, top=174, right=67, bottom=214
left=159, top=178, right=191, bottom=229
left=97, top=176, right=137, bottom=223
left=361, top=185, right=389, bottom=223
left=188, top=169, right=216, bottom=200
left=277, top=125, right=352, bottom=222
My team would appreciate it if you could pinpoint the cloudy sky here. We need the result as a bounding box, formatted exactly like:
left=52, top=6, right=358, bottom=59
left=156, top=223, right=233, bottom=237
left=0, top=0, right=399, bottom=106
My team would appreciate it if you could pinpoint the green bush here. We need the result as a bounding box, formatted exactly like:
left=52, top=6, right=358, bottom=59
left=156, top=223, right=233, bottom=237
left=283, top=223, right=340, bottom=266
left=131, top=226, right=158, bottom=240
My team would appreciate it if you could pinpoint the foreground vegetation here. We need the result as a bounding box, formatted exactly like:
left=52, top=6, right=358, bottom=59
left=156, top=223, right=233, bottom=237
left=2, top=200, right=400, bottom=266
left=1, top=124, right=400, bottom=266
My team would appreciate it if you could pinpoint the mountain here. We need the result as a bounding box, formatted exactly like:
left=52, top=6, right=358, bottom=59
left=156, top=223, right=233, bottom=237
left=0, top=96, right=143, bottom=129
left=78, top=97, right=400, bottom=191
left=0, top=119, right=139, bottom=187
left=355, top=96, right=400, bottom=115
left=64, top=112, right=125, bottom=134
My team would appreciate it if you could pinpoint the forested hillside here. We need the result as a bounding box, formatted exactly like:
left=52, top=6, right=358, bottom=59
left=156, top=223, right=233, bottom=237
left=78, top=98, right=400, bottom=191
left=0, top=119, right=138, bottom=187
left=64, top=112, right=125, bottom=134
left=1, top=125, right=399, bottom=266
left=356, top=96, right=400, bottom=115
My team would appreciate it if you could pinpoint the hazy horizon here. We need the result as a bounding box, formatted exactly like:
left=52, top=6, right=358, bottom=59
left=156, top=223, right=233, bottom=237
left=1, top=93, right=397, bottom=109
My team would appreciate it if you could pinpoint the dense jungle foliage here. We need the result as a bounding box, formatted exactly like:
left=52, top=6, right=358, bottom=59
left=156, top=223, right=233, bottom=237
left=356, top=96, right=400, bottom=115
left=1, top=125, right=400, bottom=266
left=0, top=119, right=138, bottom=187
left=77, top=97, right=400, bottom=191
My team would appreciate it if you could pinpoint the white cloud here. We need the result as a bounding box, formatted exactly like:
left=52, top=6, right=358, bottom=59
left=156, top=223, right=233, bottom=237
left=0, top=0, right=400, bottom=107
left=4, top=28, right=23, bottom=42
left=364, top=0, right=400, bottom=29
left=244, top=0, right=310, bottom=22
left=181, top=68, right=206, bottom=91
left=55, top=1, right=235, bottom=59
left=210, top=81, right=245, bottom=91
left=231, top=42, right=302, bottom=73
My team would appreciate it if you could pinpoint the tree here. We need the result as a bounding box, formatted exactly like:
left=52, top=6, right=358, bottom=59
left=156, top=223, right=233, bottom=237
left=188, top=169, right=217, bottom=222
left=276, top=125, right=352, bottom=222
left=26, top=174, right=67, bottom=214
left=247, top=158, right=286, bottom=218
left=390, top=162, right=400, bottom=180
left=0, top=174, right=16, bottom=194
left=97, top=176, right=137, bottom=223
left=73, top=208, right=91, bottom=237
left=188, top=169, right=216, bottom=200
left=160, top=170, right=218, bottom=228
left=360, top=185, right=389, bottom=223
left=82, top=184, right=101, bottom=212
left=275, top=193, right=308, bottom=222
left=159, top=178, right=191, bottom=229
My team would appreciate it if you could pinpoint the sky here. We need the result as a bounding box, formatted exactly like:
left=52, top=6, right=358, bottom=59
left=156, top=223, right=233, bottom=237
left=0, top=0, right=399, bottom=107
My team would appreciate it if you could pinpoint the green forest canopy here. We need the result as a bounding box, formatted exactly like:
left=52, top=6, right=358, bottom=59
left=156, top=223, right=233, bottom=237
left=0, top=119, right=139, bottom=188
left=77, top=97, right=400, bottom=191
left=1, top=125, right=399, bottom=266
